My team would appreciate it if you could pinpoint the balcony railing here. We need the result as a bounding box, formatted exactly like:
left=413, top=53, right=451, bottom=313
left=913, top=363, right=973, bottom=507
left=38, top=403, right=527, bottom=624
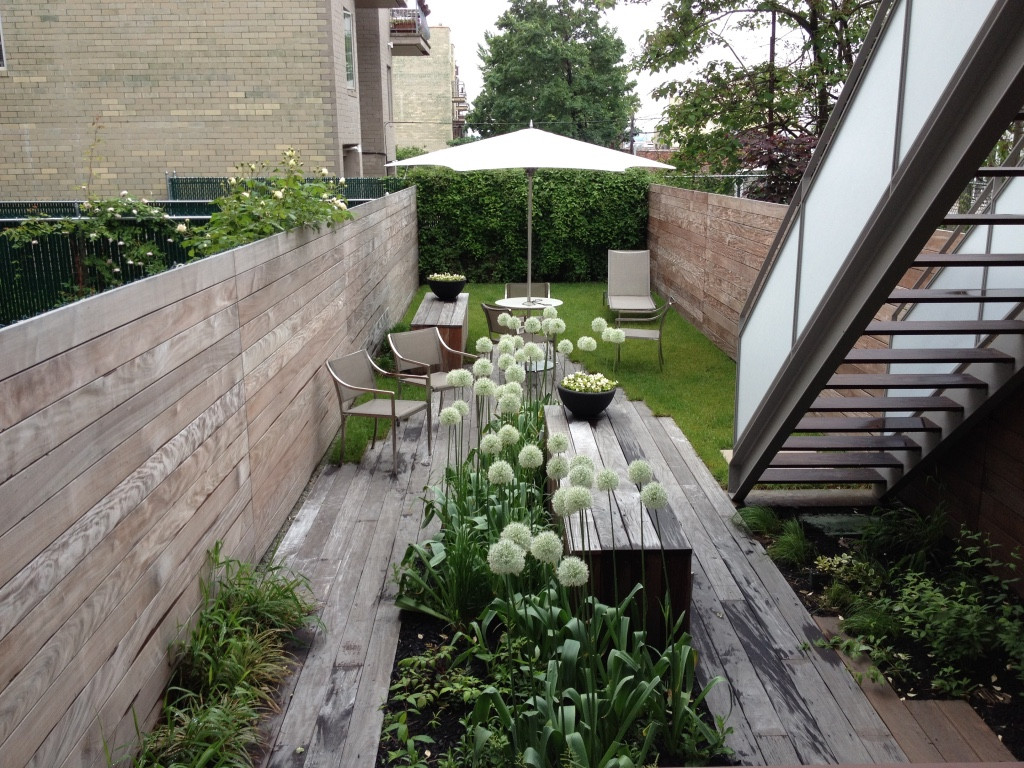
left=389, top=9, right=430, bottom=55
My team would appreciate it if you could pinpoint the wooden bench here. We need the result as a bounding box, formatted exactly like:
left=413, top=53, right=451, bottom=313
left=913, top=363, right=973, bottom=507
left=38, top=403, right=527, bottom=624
left=410, top=292, right=469, bottom=369
left=544, top=401, right=692, bottom=647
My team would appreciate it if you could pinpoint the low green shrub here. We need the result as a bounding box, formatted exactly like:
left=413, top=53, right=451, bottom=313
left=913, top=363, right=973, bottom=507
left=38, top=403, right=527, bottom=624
left=766, top=519, right=816, bottom=568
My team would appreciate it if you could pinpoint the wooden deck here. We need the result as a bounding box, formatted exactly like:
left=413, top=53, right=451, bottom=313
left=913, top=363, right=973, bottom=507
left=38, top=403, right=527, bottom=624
left=257, top=381, right=1010, bottom=766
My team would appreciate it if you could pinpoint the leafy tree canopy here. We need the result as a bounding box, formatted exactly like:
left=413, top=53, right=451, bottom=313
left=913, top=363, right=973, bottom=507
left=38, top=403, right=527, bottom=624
left=468, top=0, right=640, bottom=146
left=634, top=0, right=882, bottom=201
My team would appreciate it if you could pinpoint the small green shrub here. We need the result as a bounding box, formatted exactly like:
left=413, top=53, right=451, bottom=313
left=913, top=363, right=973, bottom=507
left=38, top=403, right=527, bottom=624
left=767, top=519, right=816, bottom=567
left=734, top=505, right=783, bottom=536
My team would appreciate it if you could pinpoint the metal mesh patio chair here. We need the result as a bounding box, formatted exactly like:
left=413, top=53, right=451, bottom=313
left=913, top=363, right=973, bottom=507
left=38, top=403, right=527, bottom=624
left=614, top=300, right=672, bottom=372
left=504, top=282, right=551, bottom=299
left=326, top=349, right=432, bottom=473
left=606, top=250, right=656, bottom=321
left=388, top=326, right=478, bottom=408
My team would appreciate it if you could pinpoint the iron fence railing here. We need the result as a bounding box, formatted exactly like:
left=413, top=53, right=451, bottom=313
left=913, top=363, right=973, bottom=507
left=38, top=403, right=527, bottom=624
left=164, top=175, right=409, bottom=202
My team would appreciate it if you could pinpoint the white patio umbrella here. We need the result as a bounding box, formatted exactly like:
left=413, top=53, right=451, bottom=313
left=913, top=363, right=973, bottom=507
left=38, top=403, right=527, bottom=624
left=388, top=125, right=673, bottom=303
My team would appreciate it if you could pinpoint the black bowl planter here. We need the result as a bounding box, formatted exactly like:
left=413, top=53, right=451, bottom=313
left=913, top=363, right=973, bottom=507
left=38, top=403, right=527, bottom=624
left=557, top=385, right=617, bottom=420
left=428, top=279, right=466, bottom=302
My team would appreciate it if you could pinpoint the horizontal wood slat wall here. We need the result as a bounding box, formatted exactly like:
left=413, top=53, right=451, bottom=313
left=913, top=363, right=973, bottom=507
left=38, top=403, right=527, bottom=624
left=0, top=188, right=419, bottom=768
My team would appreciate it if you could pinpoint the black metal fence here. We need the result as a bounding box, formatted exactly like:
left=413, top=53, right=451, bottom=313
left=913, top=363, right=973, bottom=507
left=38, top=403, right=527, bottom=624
left=165, top=175, right=409, bottom=202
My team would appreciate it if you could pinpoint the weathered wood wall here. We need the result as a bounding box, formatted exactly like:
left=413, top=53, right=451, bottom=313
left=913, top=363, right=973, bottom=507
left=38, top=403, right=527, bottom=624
left=647, top=185, right=787, bottom=360
left=0, top=188, right=419, bottom=768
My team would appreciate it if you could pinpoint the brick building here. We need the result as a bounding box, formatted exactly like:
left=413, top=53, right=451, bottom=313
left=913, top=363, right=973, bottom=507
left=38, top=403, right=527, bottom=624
left=392, top=26, right=469, bottom=153
left=0, top=0, right=431, bottom=199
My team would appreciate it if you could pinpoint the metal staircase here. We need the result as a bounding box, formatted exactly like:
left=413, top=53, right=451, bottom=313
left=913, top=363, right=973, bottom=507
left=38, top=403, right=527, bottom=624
left=728, top=0, right=1024, bottom=503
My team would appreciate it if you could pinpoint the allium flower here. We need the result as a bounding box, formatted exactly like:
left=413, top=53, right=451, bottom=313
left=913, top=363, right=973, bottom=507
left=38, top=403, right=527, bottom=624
left=524, top=316, right=542, bottom=334
left=498, top=313, right=516, bottom=329
left=488, top=539, right=525, bottom=575
left=577, top=336, right=598, bottom=352
left=530, top=530, right=563, bottom=565
left=570, top=455, right=595, bottom=472
left=551, top=487, right=570, bottom=517
left=641, top=481, right=669, bottom=510
left=591, top=317, right=608, bottom=333
left=452, top=399, right=470, bottom=418
left=497, top=336, right=516, bottom=355
left=542, top=317, right=566, bottom=336
left=474, top=377, right=497, bottom=398
left=604, top=328, right=626, bottom=344
left=439, top=406, right=461, bottom=426
left=563, top=486, right=592, bottom=514
left=501, top=522, right=533, bottom=551
left=627, top=459, right=653, bottom=486
left=473, top=358, right=494, bottom=378
left=479, top=433, right=502, bottom=455
left=502, top=381, right=524, bottom=399
left=557, top=556, right=590, bottom=587
left=596, top=469, right=620, bottom=492
left=523, top=342, right=545, bottom=362
left=518, top=444, right=544, bottom=469
left=476, top=337, right=494, bottom=355
left=513, top=334, right=525, bottom=350
left=557, top=338, right=574, bottom=355
left=498, top=393, right=522, bottom=415
left=543, top=306, right=559, bottom=319
left=547, top=454, right=570, bottom=480
left=569, top=465, right=594, bottom=488
left=547, top=433, right=569, bottom=454
left=504, top=363, right=526, bottom=384
left=488, top=459, right=515, bottom=485
left=446, top=369, right=473, bottom=388
left=514, top=349, right=527, bottom=364
left=497, top=424, right=520, bottom=447
left=497, top=353, right=515, bottom=371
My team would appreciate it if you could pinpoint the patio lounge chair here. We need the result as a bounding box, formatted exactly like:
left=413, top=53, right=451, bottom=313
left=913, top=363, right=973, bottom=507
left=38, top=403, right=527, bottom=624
left=606, top=249, right=656, bottom=321
left=388, top=326, right=478, bottom=408
left=326, top=349, right=432, bottom=473
left=614, top=300, right=672, bottom=372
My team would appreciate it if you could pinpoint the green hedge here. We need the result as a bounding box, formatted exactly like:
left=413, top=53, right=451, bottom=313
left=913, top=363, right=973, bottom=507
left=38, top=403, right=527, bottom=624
left=404, top=166, right=656, bottom=284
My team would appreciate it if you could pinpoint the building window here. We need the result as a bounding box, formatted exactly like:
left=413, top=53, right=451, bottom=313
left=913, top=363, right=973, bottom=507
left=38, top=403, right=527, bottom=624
left=0, top=12, right=7, bottom=69
left=343, top=11, right=354, bottom=89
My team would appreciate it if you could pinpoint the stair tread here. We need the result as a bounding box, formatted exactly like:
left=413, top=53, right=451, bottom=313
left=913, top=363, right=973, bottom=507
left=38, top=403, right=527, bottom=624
left=888, top=288, right=1024, bottom=302
left=810, top=395, right=962, bottom=411
left=795, top=416, right=942, bottom=432
left=844, top=347, right=1014, bottom=363
left=783, top=435, right=922, bottom=450
left=770, top=452, right=903, bottom=468
left=944, top=214, right=1024, bottom=224
left=827, top=373, right=986, bottom=388
left=759, top=467, right=887, bottom=484
left=865, top=319, right=1024, bottom=334
left=913, top=253, right=1024, bottom=267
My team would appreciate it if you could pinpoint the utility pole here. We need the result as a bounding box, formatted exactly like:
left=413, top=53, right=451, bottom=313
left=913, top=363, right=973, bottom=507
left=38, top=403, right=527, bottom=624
left=630, top=114, right=635, bottom=154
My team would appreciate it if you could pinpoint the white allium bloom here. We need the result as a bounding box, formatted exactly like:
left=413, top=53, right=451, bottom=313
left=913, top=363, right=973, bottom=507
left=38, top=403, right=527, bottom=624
left=557, top=556, right=590, bottom=588
left=627, top=459, right=653, bottom=487
left=542, top=306, right=559, bottom=319
left=591, top=317, right=608, bottom=333
left=452, top=399, right=470, bottom=417
left=596, top=469, right=620, bottom=492
left=547, top=433, right=569, bottom=454
left=474, top=377, right=497, bottom=398
left=473, top=358, right=494, bottom=378
left=524, top=316, right=542, bottom=334
left=502, top=381, right=524, bottom=399
left=518, top=444, right=544, bottom=469
left=564, top=486, right=592, bottom=514
left=497, top=424, right=521, bottom=447
left=497, top=336, right=517, bottom=355
left=513, top=335, right=525, bottom=349
left=530, top=530, right=563, bottom=565
left=497, top=353, right=515, bottom=371
left=569, top=465, right=594, bottom=488
left=641, top=481, right=670, bottom=510
left=476, top=337, right=494, bottom=354
left=479, top=433, right=502, bottom=455
left=504, top=363, right=526, bottom=384
left=514, top=349, right=527, bottom=364
left=570, top=455, right=595, bottom=472
left=488, top=459, right=515, bottom=485
left=498, top=393, right=522, bottom=416
left=547, top=454, right=570, bottom=481
left=523, top=343, right=545, bottom=362
left=606, top=328, right=626, bottom=344
left=500, top=522, right=533, bottom=551
left=544, top=318, right=566, bottom=336
left=551, top=487, right=570, bottom=517
left=577, top=336, right=597, bottom=352
left=602, top=327, right=615, bottom=343
left=488, top=539, right=526, bottom=576
left=498, top=312, right=515, bottom=328
left=557, top=339, right=574, bottom=355
left=439, top=406, right=461, bottom=426
left=446, top=369, right=473, bottom=388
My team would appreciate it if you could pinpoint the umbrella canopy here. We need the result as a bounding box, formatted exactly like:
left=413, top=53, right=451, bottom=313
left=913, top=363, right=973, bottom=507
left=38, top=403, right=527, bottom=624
left=388, top=126, right=673, bottom=301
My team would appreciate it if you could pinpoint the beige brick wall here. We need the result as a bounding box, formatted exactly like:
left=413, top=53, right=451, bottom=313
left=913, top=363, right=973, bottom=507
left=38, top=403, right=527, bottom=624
left=392, top=26, right=455, bottom=152
left=0, top=0, right=374, bottom=199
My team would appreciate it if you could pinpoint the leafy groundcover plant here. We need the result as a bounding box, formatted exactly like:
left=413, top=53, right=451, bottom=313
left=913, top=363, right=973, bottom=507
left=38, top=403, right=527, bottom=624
left=380, top=310, right=732, bottom=768
left=107, top=543, right=319, bottom=768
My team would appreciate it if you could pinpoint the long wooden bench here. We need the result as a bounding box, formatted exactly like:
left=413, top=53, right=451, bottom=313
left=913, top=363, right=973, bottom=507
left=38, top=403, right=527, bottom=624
left=410, top=292, right=469, bottom=369
left=544, top=400, right=692, bottom=647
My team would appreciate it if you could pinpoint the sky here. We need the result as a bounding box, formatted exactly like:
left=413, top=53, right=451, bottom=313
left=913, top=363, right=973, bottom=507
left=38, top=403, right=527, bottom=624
left=422, top=0, right=688, bottom=135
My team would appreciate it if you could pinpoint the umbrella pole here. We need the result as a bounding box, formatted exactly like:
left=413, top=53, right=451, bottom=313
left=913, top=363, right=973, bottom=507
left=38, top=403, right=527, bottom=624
left=526, top=167, right=534, bottom=303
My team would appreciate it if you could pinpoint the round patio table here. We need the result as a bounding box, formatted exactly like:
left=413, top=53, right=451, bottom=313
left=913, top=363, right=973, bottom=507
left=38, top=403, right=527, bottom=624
left=494, top=296, right=563, bottom=310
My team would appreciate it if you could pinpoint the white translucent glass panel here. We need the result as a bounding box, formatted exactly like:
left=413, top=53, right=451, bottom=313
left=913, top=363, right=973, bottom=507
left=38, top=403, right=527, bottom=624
left=796, top=11, right=905, bottom=333
left=735, top=238, right=798, bottom=434
left=898, top=0, right=995, bottom=162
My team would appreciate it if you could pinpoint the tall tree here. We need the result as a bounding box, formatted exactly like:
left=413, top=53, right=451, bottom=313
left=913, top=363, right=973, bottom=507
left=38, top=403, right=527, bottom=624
left=468, top=0, right=639, bottom=146
left=636, top=0, right=882, bottom=201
